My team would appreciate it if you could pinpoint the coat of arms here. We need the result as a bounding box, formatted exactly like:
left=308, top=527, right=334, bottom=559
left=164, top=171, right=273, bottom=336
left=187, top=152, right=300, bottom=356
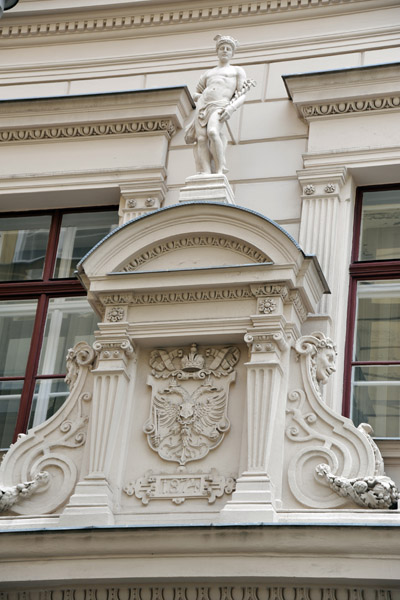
left=144, top=344, right=240, bottom=465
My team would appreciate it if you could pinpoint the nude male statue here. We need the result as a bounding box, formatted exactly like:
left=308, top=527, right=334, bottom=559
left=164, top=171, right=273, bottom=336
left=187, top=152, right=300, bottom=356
left=185, top=35, right=254, bottom=175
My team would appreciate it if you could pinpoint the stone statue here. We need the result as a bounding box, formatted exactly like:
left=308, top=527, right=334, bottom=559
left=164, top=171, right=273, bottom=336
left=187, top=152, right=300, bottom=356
left=185, top=35, right=255, bottom=175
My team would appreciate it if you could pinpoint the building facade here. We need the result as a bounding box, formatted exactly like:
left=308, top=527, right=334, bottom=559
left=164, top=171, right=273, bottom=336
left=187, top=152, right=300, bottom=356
left=0, top=0, right=399, bottom=595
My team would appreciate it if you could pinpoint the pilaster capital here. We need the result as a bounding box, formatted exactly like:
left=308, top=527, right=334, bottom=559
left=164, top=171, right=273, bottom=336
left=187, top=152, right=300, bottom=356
left=297, top=167, right=349, bottom=201
left=92, top=324, right=136, bottom=369
left=244, top=329, right=290, bottom=361
left=119, top=180, right=167, bottom=224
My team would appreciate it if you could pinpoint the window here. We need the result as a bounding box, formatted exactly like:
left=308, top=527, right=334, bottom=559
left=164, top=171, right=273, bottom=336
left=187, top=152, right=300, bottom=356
left=0, top=207, right=119, bottom=449
left=344, top=186, right=400, bottom=438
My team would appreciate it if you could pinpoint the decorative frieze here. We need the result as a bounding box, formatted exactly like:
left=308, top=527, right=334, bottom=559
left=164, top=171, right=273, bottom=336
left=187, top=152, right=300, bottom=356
left=0, top=119, right=176, bottom=144
left=301, top=96, right=400, bottom=119
left=0, top=1, right=366, bottom=39
left=131, top=287, right=254, bottom=305
left=124, top=468, right=235, bottom=505
left=145, top=344, right=240, bottom=465
left=120, top=236, right=270, bottom=272
left=0, top=587, right=393, bottom=600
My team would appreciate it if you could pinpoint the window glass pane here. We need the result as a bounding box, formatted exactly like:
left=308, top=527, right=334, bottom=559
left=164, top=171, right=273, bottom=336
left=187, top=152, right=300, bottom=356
left=0, top=299, right=38, bottom=376
left=28, top=378, right=70, bottom=430
left=54, top=210, right=118, bottom=278
left=38, top=297, right=98, bottom=375
left=359, top=190, right=400, bottom=261
left=352, top=365, right=400, bottom=437
left=354, top=280, right=400, bottom=362
left=0, top=380, right=23, bottom=449
left=0, top=214, right=51, bottom=281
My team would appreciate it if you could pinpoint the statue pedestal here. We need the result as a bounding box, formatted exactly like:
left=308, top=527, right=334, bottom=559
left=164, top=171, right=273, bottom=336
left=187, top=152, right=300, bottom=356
left=179, top=174, right=235, bottom=204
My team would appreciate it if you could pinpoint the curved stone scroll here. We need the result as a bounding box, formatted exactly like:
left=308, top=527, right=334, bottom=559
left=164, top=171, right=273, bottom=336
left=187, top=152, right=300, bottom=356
left=285, top=332, right=377, bottom=509
left=0, top=341, right=96, bottom=515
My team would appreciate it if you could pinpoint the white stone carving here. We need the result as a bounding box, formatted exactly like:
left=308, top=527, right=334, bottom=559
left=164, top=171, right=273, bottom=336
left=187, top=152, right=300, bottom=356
left=315, top=464, right=399, bottom=509
left=0, top=586, right=393, bottom=600
left=129, top=287, right=254, bottom=305
left=0, top=472, right=49, bottom=512
left=144, top=344, right=240, bottom=465
left=106, top=306, right=126, bottom=323
left=0, top=341, right=96, bottom=515
left=121, top=235, right=270, bottom=271
left=295, top=332, right=336, bottom=398
left=0, top=119, right=176, bottom=144
left=324, top=183, right=336, bottom=193
left=258, top=298, right=277, bottom=314
left=185, top=35, right=255, bottom=175
left=124, top=467, right=235, bottom=505
left=303, top=184, right=315, bottom=195
left=285, top=332, right=390, bottom=509
left=302, top=96, right=400, bottom=119
left=0, top=1, right=357, bottom=41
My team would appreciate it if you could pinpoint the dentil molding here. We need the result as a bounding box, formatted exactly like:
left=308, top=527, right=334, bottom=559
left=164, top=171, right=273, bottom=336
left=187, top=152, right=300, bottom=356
left=0, top=0, right=378, bottom=40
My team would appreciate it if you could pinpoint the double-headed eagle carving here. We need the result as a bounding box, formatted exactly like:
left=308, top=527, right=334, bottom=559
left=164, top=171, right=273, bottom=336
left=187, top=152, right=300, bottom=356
left=144, top=344, right=239, bottom=465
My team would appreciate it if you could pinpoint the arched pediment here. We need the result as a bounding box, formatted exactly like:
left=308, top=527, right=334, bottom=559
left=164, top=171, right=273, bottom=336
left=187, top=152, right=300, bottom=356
left=79, top=203, right=305, bottom=278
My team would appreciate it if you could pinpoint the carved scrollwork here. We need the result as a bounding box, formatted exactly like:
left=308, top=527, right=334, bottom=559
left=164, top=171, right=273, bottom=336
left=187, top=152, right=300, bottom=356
left=65, top=341, right=96, bottom=390
left=285, top=332, right=379, bottom=509
left=124, top=467, right=236, bottom=505
left=145, top=344, right=239, bottom=465
left=0, top=341, right=97, bottom=515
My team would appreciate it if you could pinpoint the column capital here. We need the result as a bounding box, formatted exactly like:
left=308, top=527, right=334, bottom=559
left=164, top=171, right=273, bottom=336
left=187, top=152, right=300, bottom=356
left=297, top=166, right=348, bottom=201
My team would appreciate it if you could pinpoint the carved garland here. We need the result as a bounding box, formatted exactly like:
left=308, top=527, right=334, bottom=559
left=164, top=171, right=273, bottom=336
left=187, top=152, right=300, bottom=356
left=120, top=236, right=270, bottom=272
left=0, top=1, right=365, bottom=39
left=0, top=119, right=176, bottom=144
left=301, top=97, right=400, bottom=119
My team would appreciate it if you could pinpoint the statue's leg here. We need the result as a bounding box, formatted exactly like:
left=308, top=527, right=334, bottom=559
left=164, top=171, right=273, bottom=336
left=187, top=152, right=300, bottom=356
left=194, top=121, right=212, bottom=174
left=207, top=112, right=226, bottom=175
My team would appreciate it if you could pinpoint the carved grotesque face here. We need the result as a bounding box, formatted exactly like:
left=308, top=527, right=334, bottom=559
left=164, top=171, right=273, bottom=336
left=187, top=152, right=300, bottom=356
left=217, top=43, right=234, bottom=62
left=315, top=347, right=336, bottom=385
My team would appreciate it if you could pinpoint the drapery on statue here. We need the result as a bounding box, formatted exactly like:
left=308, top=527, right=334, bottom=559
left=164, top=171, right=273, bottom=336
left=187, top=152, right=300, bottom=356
left=185, top=35, right=256, bottom=175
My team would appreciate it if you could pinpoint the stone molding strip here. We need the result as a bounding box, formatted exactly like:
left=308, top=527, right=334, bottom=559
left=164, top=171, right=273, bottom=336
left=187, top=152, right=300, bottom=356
left=301, top=96, right=400, bottom=119
left=0, top=586, right=393, bottom=600
left=0, top=118, right=176, bottom=143
left=0, top=0, right=375, bottom=39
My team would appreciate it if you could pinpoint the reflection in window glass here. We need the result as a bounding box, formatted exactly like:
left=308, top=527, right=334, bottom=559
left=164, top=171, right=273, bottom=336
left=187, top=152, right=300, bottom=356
left=0, top=300, right=38, bottom=377
left=54, top=211, right=118, bottom=278
left=0, top=380, right=24, bottom=449
left=354, top=280, right=400, bottom=362
left=352, top=365, right=400, bottom=437
left=29, top=378, right=70, bottom=430
left=38, top=297, right=98, bottom=375
left=0, top=215, right=51, bottom=281
left=359, top=190, right=400, bottom=261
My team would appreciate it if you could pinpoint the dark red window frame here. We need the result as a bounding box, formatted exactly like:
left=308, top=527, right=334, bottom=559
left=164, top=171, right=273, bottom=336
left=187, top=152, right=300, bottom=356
left=0, top=206, right=117, bottom=443
left=342, top=184, right=400, bottom=423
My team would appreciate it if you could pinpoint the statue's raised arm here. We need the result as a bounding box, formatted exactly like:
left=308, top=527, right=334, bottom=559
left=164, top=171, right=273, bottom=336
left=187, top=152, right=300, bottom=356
left=185, top=35, right=256, bottom=176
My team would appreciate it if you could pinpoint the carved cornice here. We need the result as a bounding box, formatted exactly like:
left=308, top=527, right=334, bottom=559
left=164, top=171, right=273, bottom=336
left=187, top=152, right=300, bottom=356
left=0, top=118, right=176, bottom=144
left=0, top=0, right=372, bottom=40
left=301, top=96, right=400, bottom=119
